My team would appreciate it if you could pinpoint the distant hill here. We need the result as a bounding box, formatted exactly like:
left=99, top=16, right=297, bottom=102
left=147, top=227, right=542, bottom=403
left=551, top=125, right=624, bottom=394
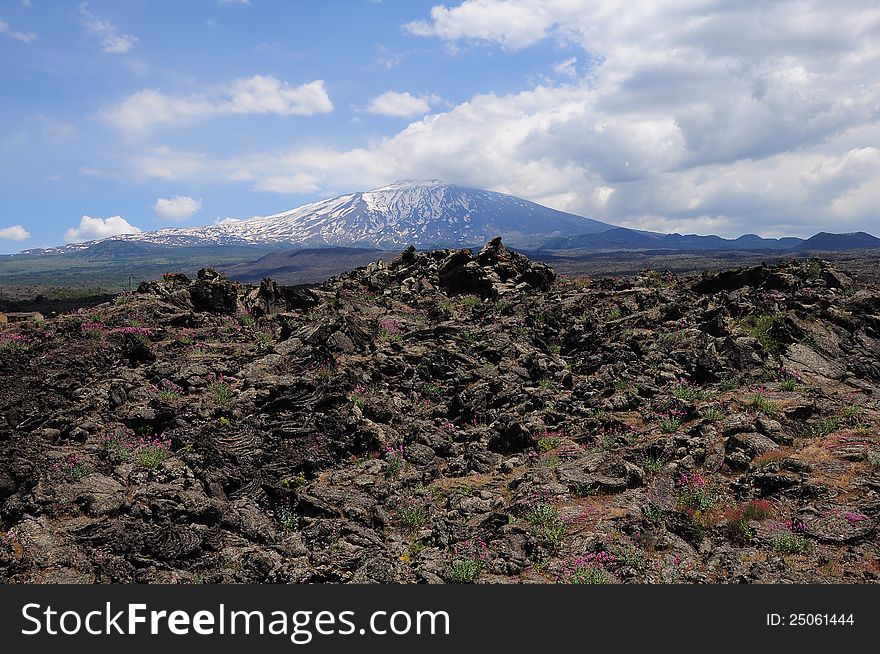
left=538, top=227, right=803, bottom=252
left=792, top=231, right=880, bottom=252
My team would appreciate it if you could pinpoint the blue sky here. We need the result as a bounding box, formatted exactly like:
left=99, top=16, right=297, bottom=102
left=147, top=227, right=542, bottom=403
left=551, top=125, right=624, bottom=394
left=2, top=0, right=880, bottom=252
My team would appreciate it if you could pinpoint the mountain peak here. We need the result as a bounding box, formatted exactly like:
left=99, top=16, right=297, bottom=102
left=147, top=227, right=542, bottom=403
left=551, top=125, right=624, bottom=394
left=374, top=179, right=448, bottom=191
left=61, top=182, right=614, bottom=251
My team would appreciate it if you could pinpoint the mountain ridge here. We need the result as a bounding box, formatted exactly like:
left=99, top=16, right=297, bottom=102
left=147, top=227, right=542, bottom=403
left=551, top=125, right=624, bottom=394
left=22, top=180, right=614, bottom=255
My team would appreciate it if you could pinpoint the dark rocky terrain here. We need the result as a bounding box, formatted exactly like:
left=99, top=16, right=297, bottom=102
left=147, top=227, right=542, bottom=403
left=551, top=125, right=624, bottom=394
left=1, top=238, right=878, bottom=584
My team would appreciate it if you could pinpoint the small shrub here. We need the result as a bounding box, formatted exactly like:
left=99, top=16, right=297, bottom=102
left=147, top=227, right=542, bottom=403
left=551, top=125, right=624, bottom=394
left=772, top=530, right=808, bottom=554
left=573, top=482, right=598, bottom=497
left=350, top=384, right=369, bottom=408
left=421, top=383, right=441, bottom=396
left=671, top=379, right=709, bottom=401
left=377, top=318, right=403, bottom=343
left=537, top=377, right=555, bottom=390
left=237, top=311, right=256, bottom=328
left=156, top=379, right=184, bottom=401
left=281, top=471, right=308, bottom=489
left=701, top=406, right=725, bottom=422
left=397, top=498, right=431, bottom=530
left=449, top=540, right=489, bottom=583
left=676, top=472, right=720, bottom=513
left=402, top=541, right=426, bottom=563
left=459, top=295, right=481, bottom=309
left=642, top=456, right=664, bottom=476
left=643, top=503, right=662, bottom=523
left=276, top=506, right=296, bottom=531
left=536, top=433, right=562, bottom=452
left=558, top=552, right=616, bottom=584
left=134, top=434, right=171, bottom=468
left=101, top=425, right=136, bottom=460
left=385, top=444, right=406, bottom=478
left=739, top=313, right=783, bottom=353
left=718, top=376, right=741, bottom=392
left=525, top=502, right=567, bottom=547
left=655, top=409, right=686, bottom=433
left=53, top=453, right=88, bottom=481
left=207, top=374, right=233, bottom=404
left=727, top=517, right=754, bottom=544
left=612, top=544, right=645, bottom=571
left=600, top=424, right=636, bottom=448
left=777, top=366, right=805, bottom=392
left=315, top=363, right=336, bottom=381
left=810, top=416, right=841, bottom=437
left=255, top=327, right=275, bottom=345
left=749, top=391, right=779, bottom=416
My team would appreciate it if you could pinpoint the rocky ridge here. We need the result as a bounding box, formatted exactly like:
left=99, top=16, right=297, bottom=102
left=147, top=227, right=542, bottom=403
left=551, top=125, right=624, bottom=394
left=1, top=238, right=878, bottom=583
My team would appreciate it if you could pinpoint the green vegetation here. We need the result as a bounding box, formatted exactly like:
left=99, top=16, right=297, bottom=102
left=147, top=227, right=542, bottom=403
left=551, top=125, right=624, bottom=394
left=738, top=313, right=784, bottom=353
left=749, top=392, right=780, bottom=415
left=772, top=531, right=809, bottom=554
left=701, top=406, right=725, bottom=422
left=525, top=502, right=567, bottom=548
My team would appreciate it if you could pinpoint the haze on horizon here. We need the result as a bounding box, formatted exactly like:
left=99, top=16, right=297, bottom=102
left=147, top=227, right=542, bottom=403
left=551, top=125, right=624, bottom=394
left=2, top=0, right=880, bottom=253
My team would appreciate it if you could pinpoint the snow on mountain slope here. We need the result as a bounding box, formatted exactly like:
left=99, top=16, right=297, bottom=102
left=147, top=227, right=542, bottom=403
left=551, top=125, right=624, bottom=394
left=29, top=181, right=614, bottom=254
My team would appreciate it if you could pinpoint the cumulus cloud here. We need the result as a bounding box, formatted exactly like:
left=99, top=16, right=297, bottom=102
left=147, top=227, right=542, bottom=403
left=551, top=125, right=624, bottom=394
left=0, top=19, right=36, bottom=42
left=117, top=1, right=880, bottom=237
left=0, top=225, right=31, bottom=241
left=79, top=4, right=137, bottom=54
left=404, top=0, right=554, bottom=49
left=226, top=77, right=332, bottom=115
left=64, top=215, right=141, bottom=243
left=367, top=91, right=438, bottom=117
left=154, top=195, right=202, bottom=222
left=101, top=76, right=333, bottom=134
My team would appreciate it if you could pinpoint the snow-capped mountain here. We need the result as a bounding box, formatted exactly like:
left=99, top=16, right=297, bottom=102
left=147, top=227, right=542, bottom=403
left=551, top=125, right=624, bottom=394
left=29, top=180, right=614, bottom=255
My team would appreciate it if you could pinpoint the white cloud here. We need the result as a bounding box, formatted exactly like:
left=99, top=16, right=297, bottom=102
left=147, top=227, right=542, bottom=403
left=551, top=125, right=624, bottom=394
left=112, top=1, right=880, bottom=237
left=101, top=34, right=138, bottom=54
left=154, top=195, right=202, bottom=222
left=79, top=5, right=137, bottom=54
left=0, top=225, right=31, bottom=241
left=0, top=19, right=36, bottom=42
left=227, top=77, right=333, bottom=115
left=367, top=91, right=437, bottom=117
left=101, top=76, right=333, bottom=134
left=553, top=56, right=577, bottom=78
left=64, top=215, right=141, bottom=243
left=405, top=0, right=554, bottom=49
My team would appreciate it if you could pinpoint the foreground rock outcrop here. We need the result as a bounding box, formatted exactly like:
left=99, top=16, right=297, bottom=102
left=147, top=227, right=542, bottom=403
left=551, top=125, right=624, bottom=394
left=1, top=240, right=879, bottom=583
